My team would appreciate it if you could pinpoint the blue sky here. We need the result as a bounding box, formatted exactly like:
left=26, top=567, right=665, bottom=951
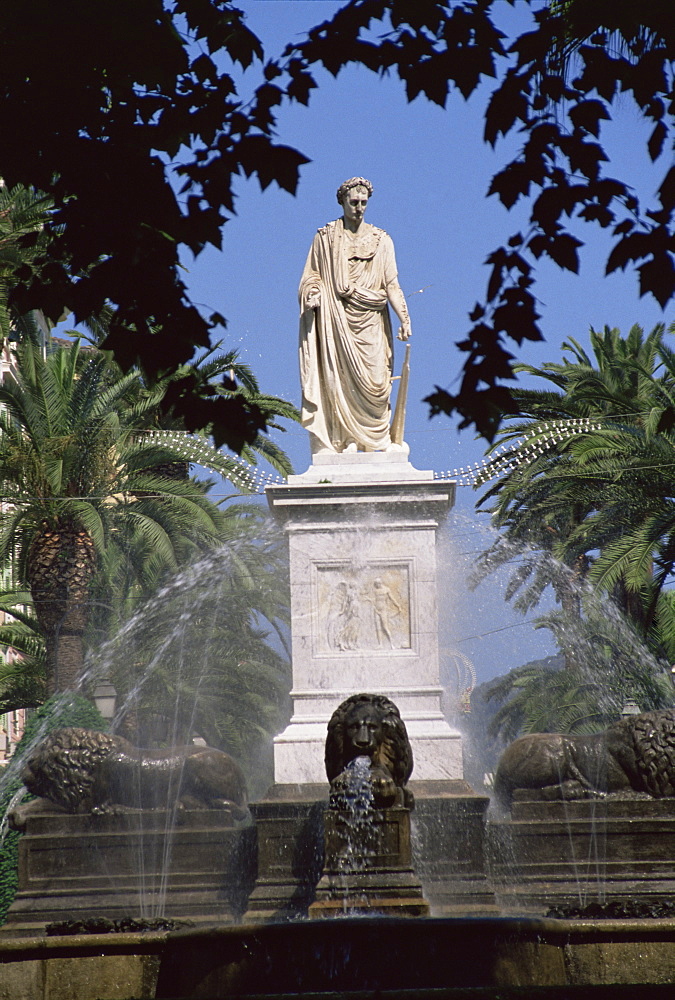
left=162, top=2, right=672, bottom=687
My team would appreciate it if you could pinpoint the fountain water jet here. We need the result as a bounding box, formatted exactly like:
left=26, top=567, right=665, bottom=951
left=0, top=524, right=289, bottom=935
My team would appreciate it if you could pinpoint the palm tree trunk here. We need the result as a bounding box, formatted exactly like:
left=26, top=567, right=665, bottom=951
left=46, top=632, right=86, bottom=695
left=28, top=521, right=97, bottom=694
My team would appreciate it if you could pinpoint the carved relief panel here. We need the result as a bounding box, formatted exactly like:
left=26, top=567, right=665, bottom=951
left=314, top=562, right=412, bottom=654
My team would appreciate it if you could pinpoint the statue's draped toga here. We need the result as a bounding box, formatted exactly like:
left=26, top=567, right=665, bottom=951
left=299, top=218, right=400, bottom=453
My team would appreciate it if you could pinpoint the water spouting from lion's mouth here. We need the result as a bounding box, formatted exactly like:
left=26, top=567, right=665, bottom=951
left=331, top=757, right=377, bottom=857
left=328, top=757, right=378, bottom=915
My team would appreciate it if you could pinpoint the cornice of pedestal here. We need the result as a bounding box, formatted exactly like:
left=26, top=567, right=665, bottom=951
left=266, top=477, right=456, bottom=523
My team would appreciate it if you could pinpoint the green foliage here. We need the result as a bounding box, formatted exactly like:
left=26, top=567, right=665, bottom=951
left=0, top=184, right=54, bottom=342
left=0, top=590, right=45, bottom=712
left=0, top=338, right=293, bottom=789
left=18, top=693, right=108, bottom=742
left=475, top=324, right=675, bottom=633
left=484, top=602, right=674, bottom=742
left=0, top=822, right=23, bottom=921
left=0, top=694, right=106, bottom=925
left=0, top=1, right=308, bottom=450
left=484, top=655, right=611, bottom=741
left=132, top=342, right=298, bottom=479
left=651, top=590, right=675, bottom=664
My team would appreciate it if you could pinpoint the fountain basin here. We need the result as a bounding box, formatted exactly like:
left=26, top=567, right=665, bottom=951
left=2, top=916, right=675, bottom=997
left=154, top=916, right=675, bottom=995
left=0, top=930, right=166, bottom=1000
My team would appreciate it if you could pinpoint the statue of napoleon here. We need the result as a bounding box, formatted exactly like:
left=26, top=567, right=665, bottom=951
left=299, top=177, right=411, bottom=456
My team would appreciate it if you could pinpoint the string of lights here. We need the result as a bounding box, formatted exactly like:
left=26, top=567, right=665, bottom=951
left=433, top=416, right=611, bottom=487
left=143, top=429, right=287, bottom=493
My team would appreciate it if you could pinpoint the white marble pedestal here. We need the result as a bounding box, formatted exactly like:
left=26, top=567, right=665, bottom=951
left=267, top=453, right=460, bottom=784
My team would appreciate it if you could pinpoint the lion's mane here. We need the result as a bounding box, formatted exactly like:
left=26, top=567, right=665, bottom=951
left=23, top=728, right=120, bottom=810
left=325, top=693, right=413, bottom=788
left=631, top=708, right=675, bottom=797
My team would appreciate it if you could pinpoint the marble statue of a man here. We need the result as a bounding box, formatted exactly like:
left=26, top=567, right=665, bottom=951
left=299, top=177, right=411, bottom=455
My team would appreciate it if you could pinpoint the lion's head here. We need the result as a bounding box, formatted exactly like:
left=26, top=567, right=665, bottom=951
left=325, top=693, right=413, bottom=789
left=22, top=727, right=123, bottom=811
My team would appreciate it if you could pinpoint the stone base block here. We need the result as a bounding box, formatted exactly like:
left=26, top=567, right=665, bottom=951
left=287, top=450, right=432, bottom=485
left=309, top=805, right=429, bottom=918
left=0, top=933, right=167, bottom=1000
left=267, top=475, right=457, bottom=787
left=243, top=786, right=327, bottom=924
left=4, top=809, right=254, bottom=936
left=244, top=782, right=495, bottom=924
left=491, top=795, right=675, bottom=915
left=309, top=894, right=429, bottom=918
left=411, top=780, right=499, bottom=916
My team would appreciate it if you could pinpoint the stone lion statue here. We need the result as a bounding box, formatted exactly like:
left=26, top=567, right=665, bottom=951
left=11, top=727, right=249, bottom=828
left=494, top=707, right=675, bottom=809
left=325, top=693, right=414, bottom=809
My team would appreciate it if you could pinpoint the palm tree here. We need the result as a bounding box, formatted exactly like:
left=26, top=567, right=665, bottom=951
left=0, top=503, right=293, bottom=795
left=0, top=339, right=291, bottom=694
left=476, top=324, right=675, bottom=630
left=483, top=655, right=609, bottom=742
left=473, top=324, right=675, bottom=732
left=132, top=341, right=298, bottom=479
left=0, top=589, right=45, bottom=711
